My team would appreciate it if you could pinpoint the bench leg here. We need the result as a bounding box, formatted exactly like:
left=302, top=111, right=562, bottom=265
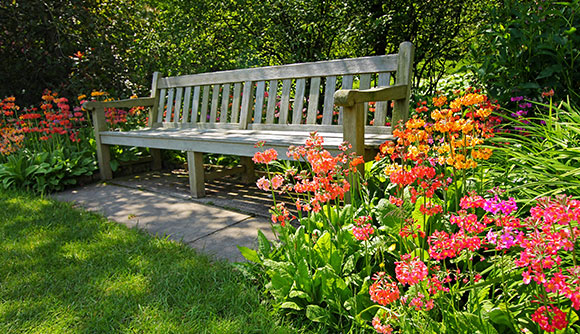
left=240, top=157, right=256, bottom=184
left=187, top=151, right=206, bottom=198
left=150, top=148, right=162, bottom=170
left=96, top=143, right=113, bottom=180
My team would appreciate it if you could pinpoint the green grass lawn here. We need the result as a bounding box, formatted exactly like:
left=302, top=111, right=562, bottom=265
left=0, top=189, right=303, bottom=333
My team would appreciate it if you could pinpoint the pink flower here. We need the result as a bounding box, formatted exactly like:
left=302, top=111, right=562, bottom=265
left=253, top=148, right=278, bottom=164
left=395, top=254, right=428, bottom=286
left=369, top=272, right=400, bottom=306
left=271, top=175, right=284, bottom=189
left=372, top=317, right=394, bottom=334
left=256, top=176, right=270, bottom=191
left=353, top=223, right=374, bottom=241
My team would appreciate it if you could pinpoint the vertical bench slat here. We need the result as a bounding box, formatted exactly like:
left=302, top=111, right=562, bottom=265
left=191, top=86, right=200, bottom=124
left=338, top=75, right=354, bottom=125
left=239, top=80, right=254, bottom=129
left=210, top=85, right=220, bottom=123
left=165, top=88, right=175, bottom=123
left=157, top=88, right=167, bottom=123
left=253, top=81, right=266, bottom=124
left=149, top=72, right=161, bottom=127
left=231, top=83, right=242, bottom=123
left=292, top=78, right=306, bottom=124
left=306, top=77, right=321, bottom=124
left=200, top=85, right=210, bottom=123
left=360, top=74, right=371, bottom=125
left=220, top=84, right=230, bottom=123
left=374, top=73, right=391, bottom=126
left=265, top=80, right=278, bottom=124
left=182, top=86, right=192, bottom=123
left=174, top=87, right=184, bottom=122
left=278, top=79, right=291, bottom=125
left=322, top=76, right=337, bottom=125
left=393, top=41, right=414, bottom=126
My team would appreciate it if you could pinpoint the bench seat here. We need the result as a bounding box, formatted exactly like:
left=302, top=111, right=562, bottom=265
left=100, top=128, right=393, bottom=158
left=84, top=41, right=414, bottom=198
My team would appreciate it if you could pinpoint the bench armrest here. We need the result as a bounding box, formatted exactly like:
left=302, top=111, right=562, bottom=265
left=333, top=84, right=408, bottom=107
left=83, top=97, right=155, bottom=110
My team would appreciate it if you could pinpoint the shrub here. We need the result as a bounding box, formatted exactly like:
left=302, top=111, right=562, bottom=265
left=472, top=0, right=580, bottom=105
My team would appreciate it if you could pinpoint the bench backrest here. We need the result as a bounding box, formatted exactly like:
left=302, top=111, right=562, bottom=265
left=148, top=42, right=413, bottom=134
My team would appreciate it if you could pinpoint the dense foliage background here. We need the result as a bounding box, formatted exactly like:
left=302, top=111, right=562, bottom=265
left=0, top=0, right=517, bottom=105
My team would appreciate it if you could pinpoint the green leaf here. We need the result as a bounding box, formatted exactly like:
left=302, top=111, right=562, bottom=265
left=305, top=304, right=329, bottom=323
left=289, top=289, right=311, bottom=301
left=280, top=301, right=303, bottom=311
left=237, top=246, right=261, bottom=263
left=296, top=257, right=311, bottom=293
left=488, top=308, right=512, bottom=327
left=518, top=82, right=540, bottom=89
left=537, top=64, right=562, bottom=79
left=313, top=232, right=331, bottom=263
left=257, top=230, right=271, bottom=256
left=110, top=160, right=120, bottom=172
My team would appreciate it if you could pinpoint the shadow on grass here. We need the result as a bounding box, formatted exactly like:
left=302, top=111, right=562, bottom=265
left=0, top=190, right=299, bottom=334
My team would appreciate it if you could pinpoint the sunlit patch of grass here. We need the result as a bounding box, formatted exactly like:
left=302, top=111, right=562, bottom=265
left=0, top=189, right=307, bottom=333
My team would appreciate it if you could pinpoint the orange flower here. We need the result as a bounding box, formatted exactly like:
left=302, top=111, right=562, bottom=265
left=91, top=91, right=107, bottom=97
left=432, top=95, right=447, bottom=107
left=350, top=156, right=365, bottom=168
left=471, top=148, right=493, bottom=160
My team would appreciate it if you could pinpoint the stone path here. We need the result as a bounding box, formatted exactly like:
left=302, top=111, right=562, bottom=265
left=53, top=173, right=275, bottom=262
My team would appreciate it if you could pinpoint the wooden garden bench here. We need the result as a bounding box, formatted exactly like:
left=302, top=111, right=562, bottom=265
left=84, top=42, right=414, bottom=198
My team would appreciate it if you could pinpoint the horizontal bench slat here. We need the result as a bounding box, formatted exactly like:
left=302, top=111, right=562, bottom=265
left=158, top=55, right=398, bottom=88
left=100, top=128, right=392, bottom=158
left=83, top=97, right=155, bottom=110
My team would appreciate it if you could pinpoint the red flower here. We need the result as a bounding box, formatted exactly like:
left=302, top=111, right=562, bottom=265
left=395, top=254, right=428, bottom=286
left=369, top=272, right=400, bottom=305
left=253, top=148, right=278, bottom=164
left=531, top=305, right=567, bottom=332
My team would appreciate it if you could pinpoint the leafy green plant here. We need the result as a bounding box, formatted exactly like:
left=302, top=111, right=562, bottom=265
left=0, top=148, right=96, bottom=194
left=484, top=97, right=580, bottom=200
left=472, top=0, right=580, bottom=104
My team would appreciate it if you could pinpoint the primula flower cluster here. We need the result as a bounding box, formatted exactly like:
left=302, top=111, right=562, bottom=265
left=377, top=90, right=500, bottom=211
left=516, top=195, right=580, bottom=311
left=0, top=92, right=88, bottom=154
left=531, top=305, right=568, bottom=332
left=253, top=133, right=360, bottom=227
left=395, top=254, right=428, bottom=286
left=286, top=133, right=355, bottom=213
left=369, top=272, right=400, bottom=306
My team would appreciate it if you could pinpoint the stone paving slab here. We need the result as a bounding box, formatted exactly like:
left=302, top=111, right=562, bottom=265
left=110, top=170, right=274, bottom=218
left=53, top=182, right=275, bottom=262
left=188, top=218, right=273, bottom=262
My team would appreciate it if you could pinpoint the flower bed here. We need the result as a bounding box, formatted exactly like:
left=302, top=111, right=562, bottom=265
left=0, top=91, right=149, bottom=193
left=245, top=89, right=579, bottom=333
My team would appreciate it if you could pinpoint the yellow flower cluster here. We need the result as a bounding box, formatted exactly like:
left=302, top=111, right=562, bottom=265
left=432, top=95, right=447, bottom=107
left=379, top=89, right=498, bottom=172
left=449, top=93, right=486, bottom=109
left=471, top=148, right=493, bottom=160
left=91, top=91, right=107, bottom=97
